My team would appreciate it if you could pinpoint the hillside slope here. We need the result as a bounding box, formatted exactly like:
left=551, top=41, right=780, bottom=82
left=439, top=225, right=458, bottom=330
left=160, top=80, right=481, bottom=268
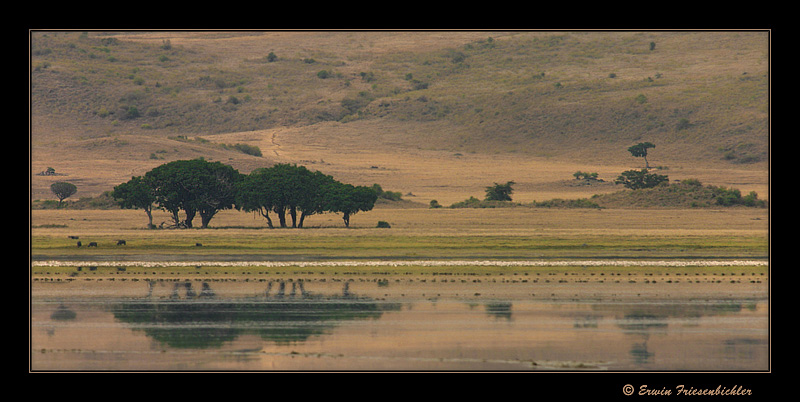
left=30, top=30, right=769, bottom=203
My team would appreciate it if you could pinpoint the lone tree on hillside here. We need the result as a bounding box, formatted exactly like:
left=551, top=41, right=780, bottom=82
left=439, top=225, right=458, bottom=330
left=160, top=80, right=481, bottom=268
left=112, top=176, right=156, bottom=228
left=627, top=142, right=656, bottom=168
left=50, top=182, right=77, bottom=208
left=485, top=181, right=516, bottom=201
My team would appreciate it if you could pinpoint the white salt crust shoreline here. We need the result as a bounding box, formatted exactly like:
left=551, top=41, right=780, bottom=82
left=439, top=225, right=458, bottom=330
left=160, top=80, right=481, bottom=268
left=31, top=260, right=768, bottom=268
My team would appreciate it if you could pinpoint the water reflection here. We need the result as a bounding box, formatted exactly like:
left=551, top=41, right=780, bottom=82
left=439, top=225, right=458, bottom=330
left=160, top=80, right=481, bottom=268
left=49, top=304, right=76, bottom=321
left=484, top=302, right=513, bottom=320
left=112, top=280, right=401, bottom=348
left=31, top=275, right=768, bottom=370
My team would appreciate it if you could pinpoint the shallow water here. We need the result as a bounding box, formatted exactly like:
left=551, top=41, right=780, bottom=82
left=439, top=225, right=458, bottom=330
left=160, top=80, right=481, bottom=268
left=30, top=267, right=768, bottom=371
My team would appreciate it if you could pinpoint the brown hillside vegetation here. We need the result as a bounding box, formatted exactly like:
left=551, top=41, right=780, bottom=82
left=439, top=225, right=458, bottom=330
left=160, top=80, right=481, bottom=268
left=30, top=30, right=769, bottom=206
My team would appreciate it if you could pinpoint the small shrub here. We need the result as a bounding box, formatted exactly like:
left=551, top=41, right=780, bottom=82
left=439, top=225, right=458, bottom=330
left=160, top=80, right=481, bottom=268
left=371, top=184, right=403, bottom=201
left=124, top=106, right=140, bottom=119
left=376, top=221, right=391, bottom=228
left=573, top=171, right=599, bottom=181
left=533, top=198, right=601, bottom=209
left=232, top=143, right=262, bottom=157
left=713, top=186, right=742, bottom=206
left=615, top=169, right=668, bottom=190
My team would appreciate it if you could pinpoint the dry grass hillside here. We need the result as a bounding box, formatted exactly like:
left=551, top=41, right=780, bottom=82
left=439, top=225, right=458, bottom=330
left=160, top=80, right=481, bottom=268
left=30, top=30, right=769, bottom=206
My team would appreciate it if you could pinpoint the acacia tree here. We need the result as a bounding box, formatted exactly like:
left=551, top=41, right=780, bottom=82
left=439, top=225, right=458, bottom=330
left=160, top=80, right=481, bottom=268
left=112, top=176, right=156, bottom=228
left=144, top=159, right=241, bottom=228
left=485, top=181, right=515, bottom=201
left=295, top=170, right=337, bottom=228
left=236, top=168, right=276, bottom=228
left=145, top=161, right=194, bottom=227
left=237, top=164, right=363, bottom=228
left=193, top=162, right=241, bottom=228
left=324, top=182, right=378, bottom=228
left=627, top=142, right=656, bottom=168
left=262, top=163, right=307, bottom=228
left=50, top=182, right=77, bottom=208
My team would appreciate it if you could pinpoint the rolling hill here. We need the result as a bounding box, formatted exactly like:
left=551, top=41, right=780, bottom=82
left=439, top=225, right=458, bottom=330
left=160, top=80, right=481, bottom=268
left=30, top=30, right=769, bottom=205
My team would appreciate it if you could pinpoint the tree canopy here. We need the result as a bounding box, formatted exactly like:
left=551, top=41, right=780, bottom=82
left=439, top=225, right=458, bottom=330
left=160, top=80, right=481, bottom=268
left=113, top=160, right=377, bottom=229
left=324, top=182, right=378, bottom=228
left=112, top=176, right=156, bottom=228
left=615, top=169, right=669, bottom=190
left=142, top=159, right=242, bottom=228
left=627, top=142, right=656, bottom=168
left=236, top=163, right=376, bottom=228
left=484, top=181, right=515, bottom=201
left=50, top=181, right=77, bottom=208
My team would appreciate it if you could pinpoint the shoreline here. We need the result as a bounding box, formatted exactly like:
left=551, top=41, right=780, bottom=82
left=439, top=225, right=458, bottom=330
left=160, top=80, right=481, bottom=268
left=32, top=259, right=769, bottom=268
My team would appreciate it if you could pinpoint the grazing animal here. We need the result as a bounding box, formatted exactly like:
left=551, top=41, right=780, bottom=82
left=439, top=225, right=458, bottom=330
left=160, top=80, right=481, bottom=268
left=88, top=242, right=98, bottom=247
left=68, top=236, right=79, bottom=239
left=117, top=240, right=126, bottom=245
left=76, top=241, right=82, bottom=247
left=195, top=243, right=203, bottom=247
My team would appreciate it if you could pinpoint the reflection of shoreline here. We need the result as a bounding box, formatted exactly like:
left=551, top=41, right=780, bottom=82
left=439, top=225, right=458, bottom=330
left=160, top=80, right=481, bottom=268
left=32, top=289, right=768, bottom=370
left=32, top=269, right=768, bottom=370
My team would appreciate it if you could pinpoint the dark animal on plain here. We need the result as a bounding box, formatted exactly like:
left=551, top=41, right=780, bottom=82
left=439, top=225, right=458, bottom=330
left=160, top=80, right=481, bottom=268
left=117, top=240, right=126, bottom=245
left=117, top=267, right=126, bottom=272
left=68, top=236, right=79, bottom=239
left=88, top=242, right=98, bottom=247
left=195, top=243, right=203, bottom=247
left=76, top=241, right=82, bottom=247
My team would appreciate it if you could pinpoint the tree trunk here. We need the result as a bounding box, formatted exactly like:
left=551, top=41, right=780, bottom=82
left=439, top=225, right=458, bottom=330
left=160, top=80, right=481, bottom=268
left=200, top=212, right=214, bottom=228
left=343, top=213, right=350, bottom=228
left=290, top=207, right=297, bottom=228
left=276, top=208, right=287, bottom=228
left=260, top=208, right=274, bottom=229
left=145, top=208, right=154, bottom=229
left=184, top=208, right=196, bottom=228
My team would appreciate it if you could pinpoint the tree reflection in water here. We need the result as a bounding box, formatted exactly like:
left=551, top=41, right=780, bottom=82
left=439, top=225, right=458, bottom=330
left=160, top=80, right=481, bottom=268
left=112, top=280, right=401, bottom=349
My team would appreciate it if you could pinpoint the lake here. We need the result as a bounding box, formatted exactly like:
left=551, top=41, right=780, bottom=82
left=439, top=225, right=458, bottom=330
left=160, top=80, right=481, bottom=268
left=30, top=260, right=769, bottom=371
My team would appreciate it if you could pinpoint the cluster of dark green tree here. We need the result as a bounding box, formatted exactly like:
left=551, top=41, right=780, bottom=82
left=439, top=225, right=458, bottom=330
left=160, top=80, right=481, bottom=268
left=112, top=159, right=377, bottom=229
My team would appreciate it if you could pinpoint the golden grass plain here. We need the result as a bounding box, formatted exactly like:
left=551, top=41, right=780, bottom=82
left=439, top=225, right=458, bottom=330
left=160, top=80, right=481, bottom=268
left=30, top=30, right=769, bottom=263
left=30, top=30, right=769, bottom=205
